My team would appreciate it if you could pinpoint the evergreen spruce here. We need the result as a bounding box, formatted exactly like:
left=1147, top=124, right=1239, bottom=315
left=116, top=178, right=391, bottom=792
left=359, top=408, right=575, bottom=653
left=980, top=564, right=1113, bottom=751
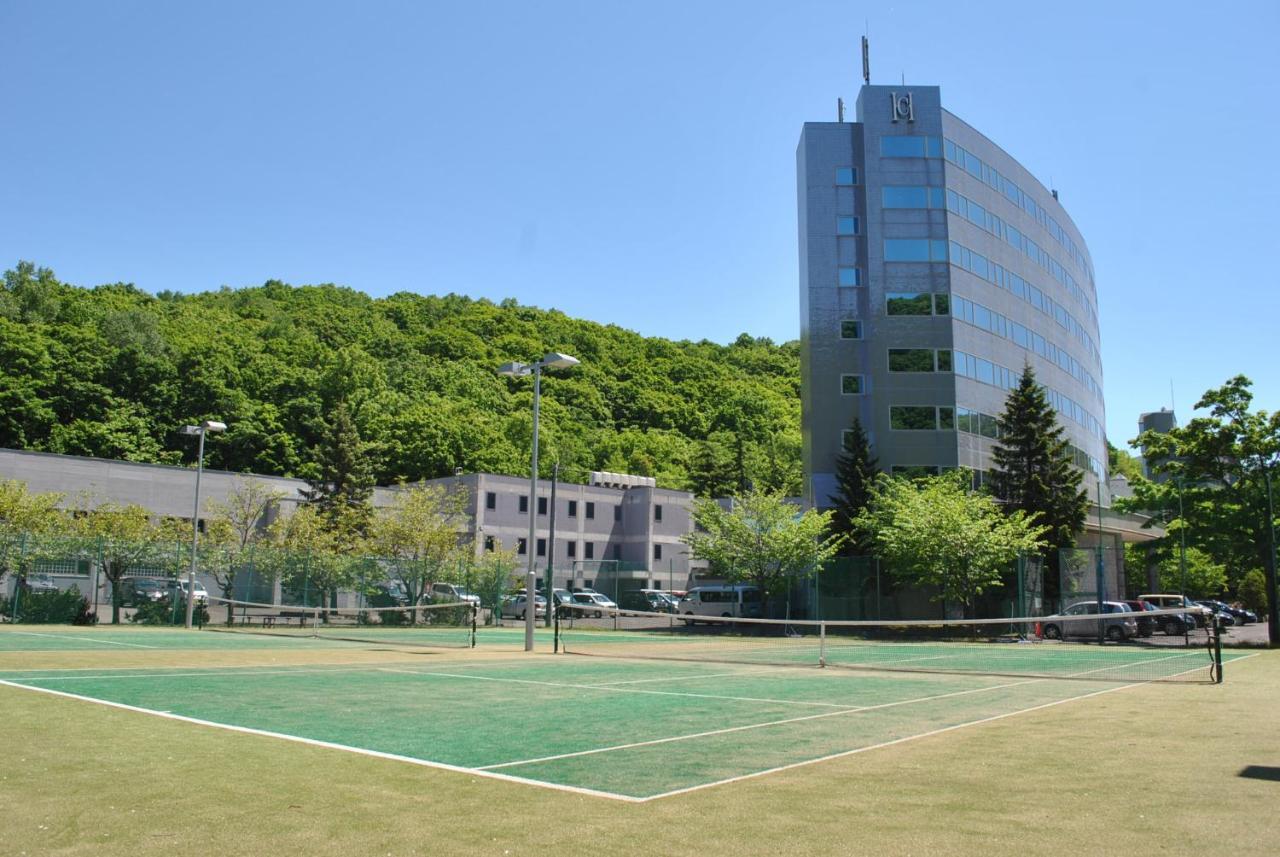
left=303, top=402, right=376, bottom=536
left=829, top=417, right=878, bottom=555
left=988, top=366, right=1089, bottom=604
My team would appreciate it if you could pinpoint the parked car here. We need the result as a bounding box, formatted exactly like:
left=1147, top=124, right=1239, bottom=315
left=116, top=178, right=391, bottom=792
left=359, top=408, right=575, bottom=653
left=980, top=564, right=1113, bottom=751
left=430, top=582, right=481, bottom=606
left=1040, top=601, right=1139, bottom=642
left=619, top=590, right=676, bottom=613
left=570, top=591, right=617, bottom=618
left=119, top=577, right=169, bottom=606
left=1200, top=599, right=1255, bottom=625
left=165, top=579, right=209, bottom=604
left=500, top=593, right=547, bottom=620
left=1140, top=594, right=1211, bottom=628
left=1194, top=601, right=1236, bottom=627
left=1121, top=600, right=1158, bottom=637
left=23, top=573, right=61, bottom=595
left=677, top=584, right=764, bottom=620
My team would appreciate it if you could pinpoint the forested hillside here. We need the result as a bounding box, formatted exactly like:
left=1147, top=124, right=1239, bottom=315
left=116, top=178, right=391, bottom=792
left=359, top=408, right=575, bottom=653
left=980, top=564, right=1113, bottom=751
left=0, top=262, right=802, bottom=496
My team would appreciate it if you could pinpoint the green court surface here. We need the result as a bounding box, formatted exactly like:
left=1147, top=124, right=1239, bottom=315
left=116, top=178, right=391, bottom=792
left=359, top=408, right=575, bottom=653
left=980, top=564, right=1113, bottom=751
left=0, top=624, right=1249, bottom=800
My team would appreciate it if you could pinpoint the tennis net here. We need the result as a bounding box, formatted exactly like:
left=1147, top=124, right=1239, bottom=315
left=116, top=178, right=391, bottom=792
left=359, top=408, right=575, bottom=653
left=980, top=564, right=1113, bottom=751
left=207, top=596, right=477, bottom=649
left=554, top=604, right=1224, bottom=683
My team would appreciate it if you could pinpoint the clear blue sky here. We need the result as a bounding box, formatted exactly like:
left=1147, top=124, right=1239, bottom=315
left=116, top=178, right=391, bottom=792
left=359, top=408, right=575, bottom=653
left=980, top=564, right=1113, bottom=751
left=3, top=0, right=1276, bottom=449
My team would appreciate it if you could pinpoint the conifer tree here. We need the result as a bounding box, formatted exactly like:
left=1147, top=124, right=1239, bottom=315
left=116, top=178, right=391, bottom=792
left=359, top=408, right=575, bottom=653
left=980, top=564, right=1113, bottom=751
left=829, top=417, right=878, bottom=555
left=303, top=402, right=376, bottom=537
left=988, top=366, right=1088, bottom=602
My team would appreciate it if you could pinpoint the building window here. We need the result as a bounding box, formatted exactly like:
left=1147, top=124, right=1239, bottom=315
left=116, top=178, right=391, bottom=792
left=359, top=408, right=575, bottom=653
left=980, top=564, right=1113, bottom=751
left=519, top=495, right=528, bottom=514
left=837, top=267, right=862, bottom=287
left=518, top=538, right=527, bottom=555
left=568, top=500, right=577, bottom=518
left=840, top=319, right=862, bottom=340
left=536, top=538, right=546, bottom=557
left=840, top=374, right=864, bottom=395
left=886, top=293, right=934, bottom=316
left=891, top=464, right=942, bottom=478
left=483, top=536, right=496, bottom=552
left=880, top=135, right=942, bottom=158
left=654, top=505, right=663, bottom=522
left=884, top=239, right=948, bottom=262
left=933, top=294, right=950, bottom=315
left=836, top=216, right=860, bottom=236
left=938, top=407, right=955, bottom=430
left=485, top=491, right=496, bottom=510
left=836, top=167, right=857, bottom=185
left=614, top=505, right=622, bottom=522
left=567, top=541, right=577, bottom=558
left=585, top=501, right=595, bottom=519
left=882, top=186, right=945, bottom=209
left=612, top=544, right=622, bottom=560
left=890, top=406, right=941, bottom=430
left=585, top=542, right=594, bottom=560
left=654, top=544, right=663, bottom=561
left=537, top=496, right=548, bottom=515
left=888, top=349, right=938, bottom=372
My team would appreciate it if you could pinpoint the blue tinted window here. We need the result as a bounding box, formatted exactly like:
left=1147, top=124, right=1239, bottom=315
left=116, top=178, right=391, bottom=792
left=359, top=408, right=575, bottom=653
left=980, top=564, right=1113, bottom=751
left=881, top=136, right=940, bottom=158
left=838, top=267, right=861, bottom=286
left=836, top=167, right=857, bottom=185
left=883, top=187, right=929, bottom=208
left=929, top=187, right=946, bottom=208
left=884, top=240, right=929, bottom=262
left=837, top=216, right=859, bottom=235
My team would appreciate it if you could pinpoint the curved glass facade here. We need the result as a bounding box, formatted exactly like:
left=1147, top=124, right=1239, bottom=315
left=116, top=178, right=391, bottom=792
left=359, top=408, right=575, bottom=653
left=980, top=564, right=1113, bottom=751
left=798, top=85, right=1106, bottom=508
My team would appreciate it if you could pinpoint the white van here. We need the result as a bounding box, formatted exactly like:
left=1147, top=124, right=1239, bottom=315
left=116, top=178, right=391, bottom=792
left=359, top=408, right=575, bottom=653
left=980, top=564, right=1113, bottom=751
left=677, top=584, right=763, bottom=619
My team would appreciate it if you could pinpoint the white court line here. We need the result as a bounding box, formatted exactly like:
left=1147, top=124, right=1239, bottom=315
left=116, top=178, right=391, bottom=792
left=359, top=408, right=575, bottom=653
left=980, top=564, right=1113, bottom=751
left=10, top=632, right=157, bottom=649
left=375, top=667, right=858, bottom=709
left=5, top=665, right=383, bottom=682
left=477, top=677, right=1038, bottom=770
left=0, top=678, right=643, bottom=803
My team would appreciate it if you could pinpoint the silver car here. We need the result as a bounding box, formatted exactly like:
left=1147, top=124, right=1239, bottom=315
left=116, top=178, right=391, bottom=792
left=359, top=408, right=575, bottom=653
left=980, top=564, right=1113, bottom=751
left=1041, top=601, right=1139, bottom=642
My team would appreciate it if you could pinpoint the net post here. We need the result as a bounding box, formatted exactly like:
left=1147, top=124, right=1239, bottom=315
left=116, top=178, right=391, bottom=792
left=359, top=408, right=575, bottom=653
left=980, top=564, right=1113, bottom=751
left=471, top=603, right=478, bottom=649
left=819, top=621, right=827, bottom=667
left=553, top=604, right=560, bottom=654
left=1213, top=615, right=1223, bottom=684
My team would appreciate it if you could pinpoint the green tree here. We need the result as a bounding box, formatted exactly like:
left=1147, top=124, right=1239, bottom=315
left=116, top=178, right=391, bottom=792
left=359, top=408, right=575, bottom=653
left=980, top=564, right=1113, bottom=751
left=0, top=480, right=65, bottom=588
left=367, top=483, right=471, bottom=614
left=1127, top=376, right=1279, bottom=602
left=468, top=546, right=519, bottom=626
left=205, top=478, right=287, bottom=623
left=988, top=365, right=1088, bottom=604
left=682, top=489, right=844, bottom=615
left=1151, top=547, right=1227, bottom=600
left=858, top=472, right=1047, bottom=615
left=828, top=417, right=878, bottom=556
left=1238, top=568, right=1269, bottom=616
left=265, top=504, right=355, bottom=608
left=73, top=502, right=165, bottom=624
left=1107, top=440, right=1144, bottom=483
left=303, top=401, right=376, bottom=539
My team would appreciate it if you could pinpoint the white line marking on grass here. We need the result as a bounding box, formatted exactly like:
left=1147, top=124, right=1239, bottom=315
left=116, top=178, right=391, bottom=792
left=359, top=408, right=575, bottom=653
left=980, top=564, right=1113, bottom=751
left=0, top=678, right=645, bottom=804
left=6, top=666, right=383, bottom=682
left=375, top=667, right=859, bottom=709
left=638, top=680, right=1144, bottom=801
left=11, top=632, right=157, bottom=649
left=477, top=677, right=1038, bottom=770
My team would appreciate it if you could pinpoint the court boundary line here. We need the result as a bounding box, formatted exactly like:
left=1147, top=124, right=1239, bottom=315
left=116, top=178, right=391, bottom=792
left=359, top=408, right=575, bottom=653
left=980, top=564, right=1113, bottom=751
left=0, top=678, right=645, bottom=803
left=9, top=632, right=158, bottom=649
left=476, top=676, right=1039, bottom=770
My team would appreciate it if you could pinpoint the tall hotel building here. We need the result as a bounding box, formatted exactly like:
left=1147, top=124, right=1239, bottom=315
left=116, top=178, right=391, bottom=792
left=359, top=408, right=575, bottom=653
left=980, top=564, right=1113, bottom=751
left=799, top=85, right=1107, bottom=507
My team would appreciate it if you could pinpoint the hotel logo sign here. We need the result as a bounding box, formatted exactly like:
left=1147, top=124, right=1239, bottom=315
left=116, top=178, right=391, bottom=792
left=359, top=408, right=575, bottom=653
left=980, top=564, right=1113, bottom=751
left=890, top=91, right=914, bottom=123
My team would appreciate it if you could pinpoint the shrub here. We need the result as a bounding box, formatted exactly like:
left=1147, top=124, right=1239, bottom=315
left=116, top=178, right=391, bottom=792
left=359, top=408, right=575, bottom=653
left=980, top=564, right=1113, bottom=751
left=6, top=585, right=94, bottom=624
left=130, top=596, right=209, bottom=626
left=1238, top=569, right=1269, bottom=616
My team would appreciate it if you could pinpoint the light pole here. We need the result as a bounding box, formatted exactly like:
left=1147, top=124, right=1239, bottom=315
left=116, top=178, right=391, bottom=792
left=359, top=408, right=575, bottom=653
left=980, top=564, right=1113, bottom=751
left=498, top=353, right=580, bottom=651
left=1259, top=456, right=1279, bottom=646
left=180, top=420, right=226, bottom=629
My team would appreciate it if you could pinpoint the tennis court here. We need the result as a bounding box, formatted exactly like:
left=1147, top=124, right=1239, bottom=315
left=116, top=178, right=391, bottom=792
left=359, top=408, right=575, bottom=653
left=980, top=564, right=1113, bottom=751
left=0, top=620, right=1251, bottom=801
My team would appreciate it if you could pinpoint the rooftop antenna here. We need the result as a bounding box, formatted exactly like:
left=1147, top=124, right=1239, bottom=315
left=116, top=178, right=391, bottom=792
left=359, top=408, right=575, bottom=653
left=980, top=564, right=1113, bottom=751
left=837, top=97, right=845, bottom=122
left=861, top=34, right=870, bottom=85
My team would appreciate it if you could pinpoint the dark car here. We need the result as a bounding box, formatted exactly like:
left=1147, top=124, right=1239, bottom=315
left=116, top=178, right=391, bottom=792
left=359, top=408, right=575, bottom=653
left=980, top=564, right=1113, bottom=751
left=1122, top=600, right=1158, bottom=637
left=119, top=577, right=168, bottom=606
left=619, top=590, right=676, bottom=613
left=1195, top=601, right=1236, bottom=627
left=1200, top=599, right=1256, bottom=625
